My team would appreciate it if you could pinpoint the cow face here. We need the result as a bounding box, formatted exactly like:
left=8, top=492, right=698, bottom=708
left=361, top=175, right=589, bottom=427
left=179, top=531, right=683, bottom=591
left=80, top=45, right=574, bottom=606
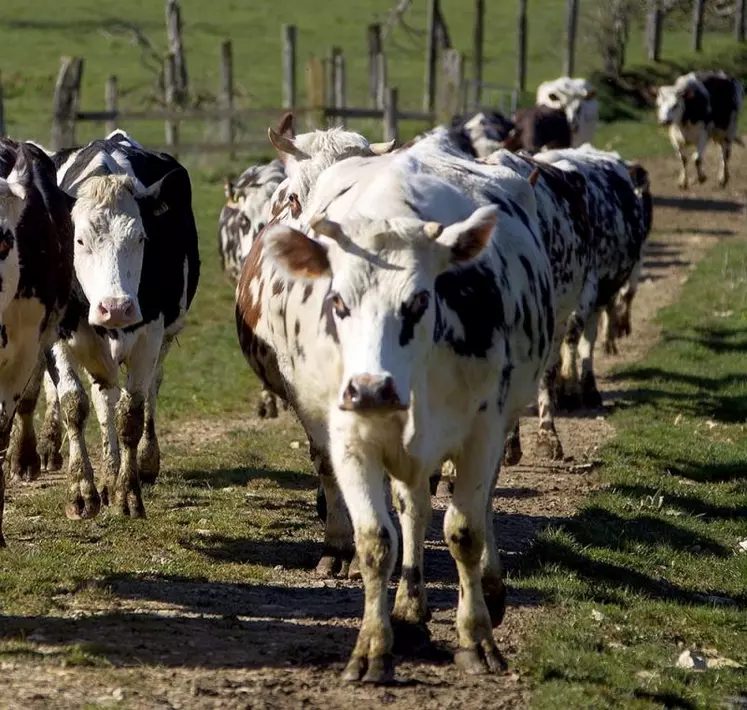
left=655, top=86, right=684, bottom=126
left=263, top=205, right=497, bottom=413
left=0, top=166, right=26, bottom=319
left=537, top=78, right=596, bottom=136
left=70, top=170, right=179, bottom=328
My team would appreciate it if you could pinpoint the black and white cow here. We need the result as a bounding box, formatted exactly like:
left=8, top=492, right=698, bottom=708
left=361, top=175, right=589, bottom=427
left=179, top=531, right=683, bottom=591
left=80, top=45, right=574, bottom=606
left=218, top=158, right=286, bottom=283
left=22, top=130, right=200, bottom=519
left=655, top=70, right=744, bottom=189
left=533, top=145, right=652, bottom=408
left=238, top=127, right=555, bottom=682
left=447, top=111, right=515, bottom=158
left=0, top=139, right=73, bottom=545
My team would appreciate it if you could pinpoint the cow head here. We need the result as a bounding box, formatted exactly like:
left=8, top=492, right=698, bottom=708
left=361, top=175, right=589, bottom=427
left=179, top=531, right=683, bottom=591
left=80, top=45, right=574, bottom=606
left=262, top=205, right=497, bottom=413
left=537, top=77, right=597, bottom=136
left=0, top=151, right=28, bottom=319
left=70, top=169, right=180, bottom=328
left=655, top=85, right=686, bottom=126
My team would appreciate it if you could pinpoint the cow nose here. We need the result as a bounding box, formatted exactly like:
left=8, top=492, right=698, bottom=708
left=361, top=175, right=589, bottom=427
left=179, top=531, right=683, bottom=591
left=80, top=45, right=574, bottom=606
left=341, top=374, right=405, bottom=412
left=94, top=297, right=140, bottom=327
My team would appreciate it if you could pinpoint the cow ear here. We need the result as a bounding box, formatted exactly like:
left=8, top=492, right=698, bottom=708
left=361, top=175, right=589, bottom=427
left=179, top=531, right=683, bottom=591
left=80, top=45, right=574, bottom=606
left=263, top=224, right=331, bottom=279
left=277, top=111, right=295, bottom=139
left=268, top=128, right=309, bottom=163
left=584, top=89, right=597, bottom=101
left=431, top=205, right=497, bottom=267
left=136, top=168, right=183, bottom=215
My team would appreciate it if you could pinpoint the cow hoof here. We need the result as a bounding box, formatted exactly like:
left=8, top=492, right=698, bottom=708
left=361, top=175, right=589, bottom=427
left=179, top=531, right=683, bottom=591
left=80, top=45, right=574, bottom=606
left=535, top=432, right=564, bottom=462
left=316, top=485, right=327, bottom=522
left=603, top=339, right=619, bottom=356
left=556, top=390, right=582, bottom=411
left=482, top=576, right=507, bottom=628
left=392, top=619, right=431, bottom=655
left=435, top=476, right=454, bottom=498
left=0, top=533, right=6, bottom=548
left=137, top=442, right=160, bottom=486
left=718, top=176, right=728, bottom=188
left=65, top=489, right=101, bottom=520
left=10, top=457, right=41, bottom=483
left=256, top=398, right=278, bottom=419
left=428, top=470, right=441, bottom=496
left=315, top=547, right=354, bottom=578
left=39, top=443, right=63, bottom=473
left=697, top=173, right=707, bottom=184
left=582, top=388, right=603, bottom=409
left=113, top=492, right=146, bottom=518
left=348, top=553, right=361, bottom=580
left=455, top=641, right=507, bottom=675
left=503, top=438, right=523, bottom=466
left=342, top=654, right=394, bottom=684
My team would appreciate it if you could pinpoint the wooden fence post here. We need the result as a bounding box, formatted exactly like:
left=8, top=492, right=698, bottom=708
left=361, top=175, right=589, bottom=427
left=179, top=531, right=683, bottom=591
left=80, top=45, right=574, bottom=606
left=220, top=40, right=234, bottom=158
left=105, top=76, right=118, bottom=135
left=564, top=0, right=579, bottom=76
left=164, top=53, right=179, bottom=156
left=436, top=48, right=464, bottom=125
left=692, top=0, right=705, bottom=52
left=646, top=0, right=663, bottom=62
left=383, top=87, right=398, bottom=143
left=472, top=0, right=484, bottom=107
left=423, top=0, right=438, bottom=112
left=51, top=56, right=84, bottom=151
left=367, top=23, right=382, bottom=106
left=334, top=51, right=346, bottom=128
left=376, top=52, right=388, bottom=110
left=282, top=24, right=297, bottom=109
left=326, top=46, right=341, bottom=110
left=736, top=0, right=746, bottom=42
left=165, top=0, right=188, bottom=105
left=517, top=0, right=527, bottom=92
left=306, top=55, right=325, bottom=130
left=0, top=72, right=5, bottom=138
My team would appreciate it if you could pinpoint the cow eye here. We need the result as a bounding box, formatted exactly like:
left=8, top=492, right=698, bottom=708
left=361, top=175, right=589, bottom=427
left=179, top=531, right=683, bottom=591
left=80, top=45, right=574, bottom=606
left=405, top=290, right=430, bottom=319
left=76, top=239, right=84, bottom=246
left=548, top=92, right=559, bottom=102
left=329, top=292, right=350, bottom=319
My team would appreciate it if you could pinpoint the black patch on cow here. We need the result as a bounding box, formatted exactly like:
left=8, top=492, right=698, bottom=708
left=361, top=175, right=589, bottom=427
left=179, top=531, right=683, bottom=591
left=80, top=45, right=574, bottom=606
left=302, top=283, right=313, bottom=303
left=321, top=291, right=339, bottom=343
left=478, top=401, right=487, bottom=412
left=0, top=324, right=7, bottom=349
left=696, top=72, right=741, bottom=131
left=398, top=291, right=430, bottom=346
left=294, top=319, right=301, bottom=337
left=400, top=565, right=422, bottom=599
left=434, top=264, right=505, bottom=358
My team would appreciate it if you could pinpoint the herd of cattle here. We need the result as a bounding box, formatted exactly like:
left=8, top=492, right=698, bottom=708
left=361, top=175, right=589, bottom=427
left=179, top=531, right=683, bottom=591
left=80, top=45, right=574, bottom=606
left=0, top=69, right=742, bottom=683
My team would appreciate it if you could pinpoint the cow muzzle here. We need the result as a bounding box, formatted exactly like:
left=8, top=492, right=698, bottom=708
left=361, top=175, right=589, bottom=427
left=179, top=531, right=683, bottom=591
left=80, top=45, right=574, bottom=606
left=91, top=296, right=142, bottom=328
left=340, top=374, right=407, bottom=412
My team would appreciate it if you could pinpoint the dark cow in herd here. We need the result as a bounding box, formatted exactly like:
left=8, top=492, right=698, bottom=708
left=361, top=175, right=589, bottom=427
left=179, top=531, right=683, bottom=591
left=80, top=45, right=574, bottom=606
left=655, top=70, right=744, bottom=189
left=0, top=139, right=73, bottom=546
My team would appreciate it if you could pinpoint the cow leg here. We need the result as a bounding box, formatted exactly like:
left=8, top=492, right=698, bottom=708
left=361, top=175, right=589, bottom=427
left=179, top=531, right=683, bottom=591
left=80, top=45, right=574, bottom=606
left=256, top=388, right=279, bottom=419
left=391, top=475, right=431, bottom=647
left=693, top=130, right=708, bottom=184
left=329, top=427, right=396, bottom=683
left=310, top=439, right=355, bottom=578
left=113, top=330, right=162, bottom=518
left=86, top=375, right=120, bottom=507
left=50, top=342, right=101, bottom=520
left=138, top=338, right=172, bottom=485
left=535, top=360, right=563, bottom=460
left=669, top=128, right=689, bottom=189
left=557, top=337, right=581, bottom=410
left=503, top=421, right=522, bottom=465
left=0, top=422, right=11, bottom=548
left=718, top=140, right=731, bottom=187
left=579, top=309, right=603, bottom=408
left=38, top=369, right=63, bottom=472
left=7, top=356, right=44, bottom=482
left=448, top=416, right=507, bottom=675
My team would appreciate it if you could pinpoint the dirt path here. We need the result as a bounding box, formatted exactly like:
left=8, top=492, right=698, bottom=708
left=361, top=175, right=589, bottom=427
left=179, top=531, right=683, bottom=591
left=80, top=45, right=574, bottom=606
left=1, top=155, right=745, bottom=710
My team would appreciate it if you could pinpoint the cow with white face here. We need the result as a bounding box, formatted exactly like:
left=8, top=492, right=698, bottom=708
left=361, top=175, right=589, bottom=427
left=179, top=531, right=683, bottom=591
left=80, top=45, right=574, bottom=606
left=237, top=129, right=555, bottom=682
left=0, top=139, right=73, bottom=545
left=655, top=71, right=744, bottom=189
left=19, top=130, right=200, bottom=519
left=536, top=76, right=599, bottom=147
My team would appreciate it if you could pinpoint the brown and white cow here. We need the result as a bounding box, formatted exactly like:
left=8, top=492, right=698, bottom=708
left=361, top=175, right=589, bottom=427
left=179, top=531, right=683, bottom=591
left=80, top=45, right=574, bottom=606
left=237, top=128, right=555, bottom=682
left=655, top=70, right=744, bottom=189
left=0, top=139, right=73, bottom=545
left=500, top=105, right=573, bottom=154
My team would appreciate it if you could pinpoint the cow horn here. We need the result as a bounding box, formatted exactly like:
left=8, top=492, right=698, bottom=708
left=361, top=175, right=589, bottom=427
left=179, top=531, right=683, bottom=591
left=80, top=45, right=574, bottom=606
left=423, top=221, right=444, bottom=240
left=370, top=139, right=396, bottom=155
left=310, top=214, right=345, bottom=243
left=267, top=127, right=308, bottom=160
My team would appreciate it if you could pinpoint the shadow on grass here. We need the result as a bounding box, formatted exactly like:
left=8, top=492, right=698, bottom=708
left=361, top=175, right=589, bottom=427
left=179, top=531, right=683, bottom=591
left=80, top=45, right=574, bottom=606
left=180, top=464, right=317, bottom=491
left=652, top=195, right=744, bottom=214
left=614, top=483, right=747, bottom=521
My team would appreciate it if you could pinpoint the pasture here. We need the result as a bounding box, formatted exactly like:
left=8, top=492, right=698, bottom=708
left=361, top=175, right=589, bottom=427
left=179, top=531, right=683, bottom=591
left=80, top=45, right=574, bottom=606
left=1, top=1, right=747, bottom=708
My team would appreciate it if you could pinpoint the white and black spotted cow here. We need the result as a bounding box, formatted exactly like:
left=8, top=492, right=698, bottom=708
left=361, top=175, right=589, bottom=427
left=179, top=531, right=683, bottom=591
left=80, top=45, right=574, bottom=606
left=533, top=145, right=652, bottom=409
left=237, top=129, right=555, bottom=682
left=23, top=129, right=200, bottom=519
left=0, top=139, right=73, bottom=545
left=483, top=150, right=594, bottom=463
left=655, top=70, right=744, bottom=189
left=218, top=158, right=286, bottom=283
left=536, top=76, right=599, bottom=147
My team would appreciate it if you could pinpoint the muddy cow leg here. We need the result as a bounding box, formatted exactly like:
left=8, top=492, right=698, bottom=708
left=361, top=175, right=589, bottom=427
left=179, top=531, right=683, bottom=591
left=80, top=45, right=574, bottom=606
left=535, top=361, right=564, bottom=461
left=448, top=412, right=508, bottom=675
left=112, top=327, right=162, bottom=518
left=503, top=421, right=522, bottom=466
left=718, top=139, right=731, bottom=188
left=310, top=438, right=355, bottom=578
left=138, top=337, right=172, bottom=485
left=256, top=388, right=279, bottom=419
left=86, top=373, right=120, bottom=507
left=693, top=129, right=708, bottom=184
left=0, top=422, right=11, bottom=548
left=7, top=355, right=44, bottom=481
left=391, top=475, right=432, bottom=650
left=669, top=128, right=689, bottom=190
left=49, top=342, right=101, bottom=520
left=38, top=369, right=64, bottom=472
